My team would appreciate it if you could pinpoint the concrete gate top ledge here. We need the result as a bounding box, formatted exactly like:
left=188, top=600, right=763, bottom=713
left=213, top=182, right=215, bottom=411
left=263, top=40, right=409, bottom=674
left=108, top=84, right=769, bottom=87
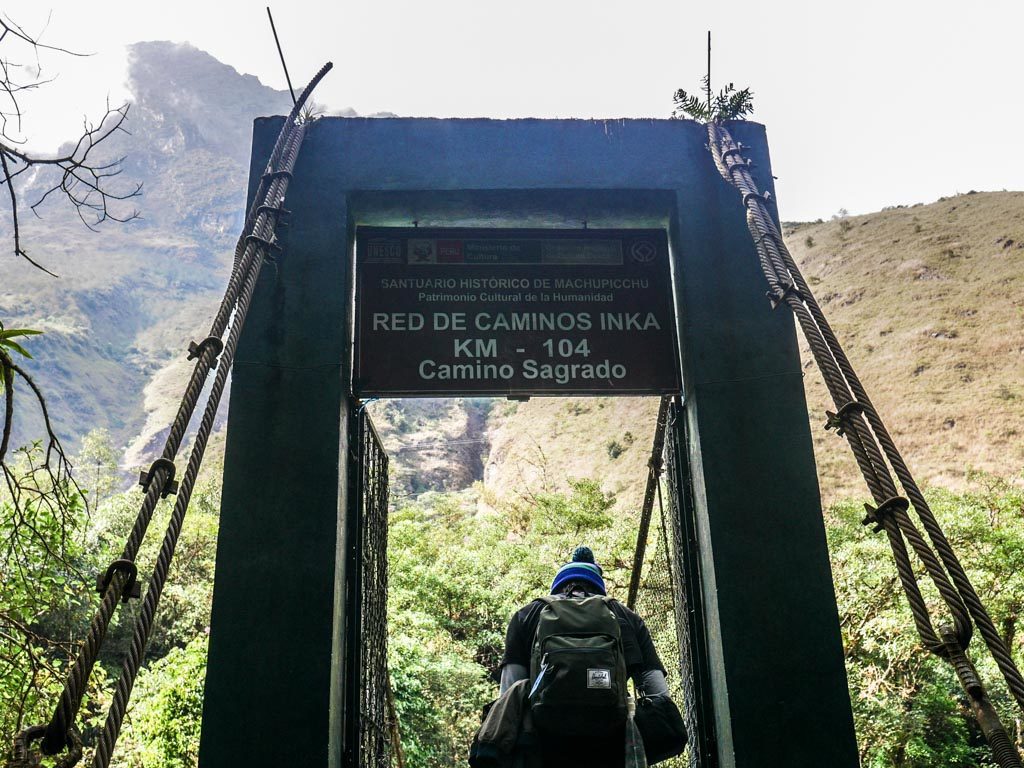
left=248, top=115, right=776, bottom=214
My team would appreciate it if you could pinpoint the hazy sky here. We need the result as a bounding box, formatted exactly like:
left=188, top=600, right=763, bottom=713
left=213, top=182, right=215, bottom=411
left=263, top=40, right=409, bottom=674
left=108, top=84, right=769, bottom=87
left=8, top=1, right=1024, bottom=221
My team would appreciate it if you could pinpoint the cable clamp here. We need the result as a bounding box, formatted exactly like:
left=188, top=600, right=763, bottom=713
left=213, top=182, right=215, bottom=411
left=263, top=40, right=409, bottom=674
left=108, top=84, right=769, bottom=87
left=245, top=233, right=284, bottom=253
left=765, top=281, right=801, bottom=310
left=256, top=204, right=292, bottom=228
left=97, top=559, right=141, bottom=602
left=262, top=169, right=293, bottom=182
left=256, top=203, right=291, bottom=218
left=720, top=147, right=745, bottom=161
left=824, top=400, right=865, bottom=436
left=742, top=191, right=771, bottom=208
left=139, top=457, right=178, bottom=497
left=187, top=336, right=225, bottom=369
left=861, top=496, right=908, bottom=533
left=725, top=162, right=750, bottom=179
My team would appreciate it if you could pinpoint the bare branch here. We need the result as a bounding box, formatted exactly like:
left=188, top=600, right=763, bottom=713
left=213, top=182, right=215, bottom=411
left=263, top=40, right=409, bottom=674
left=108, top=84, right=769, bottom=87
left=0, top=18, right=139, bottom=273
left=1, top=354, right=12, bottom=464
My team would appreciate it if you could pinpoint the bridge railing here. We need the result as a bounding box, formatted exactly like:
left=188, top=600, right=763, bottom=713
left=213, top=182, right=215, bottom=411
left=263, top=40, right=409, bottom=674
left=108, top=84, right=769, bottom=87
left=344, top=404, right=394, bottom=768
left=632, top=398, right=718, bottom=768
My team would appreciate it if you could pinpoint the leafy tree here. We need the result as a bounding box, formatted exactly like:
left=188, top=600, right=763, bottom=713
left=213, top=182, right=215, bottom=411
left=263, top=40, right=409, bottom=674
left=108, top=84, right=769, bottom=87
left=0, top=442, right=106, bottom=752
left=116, top=635, right=208, bottom=768
left=75, top=428, right=121, bottom=508
left=828, top=479, right=1024, bottom=766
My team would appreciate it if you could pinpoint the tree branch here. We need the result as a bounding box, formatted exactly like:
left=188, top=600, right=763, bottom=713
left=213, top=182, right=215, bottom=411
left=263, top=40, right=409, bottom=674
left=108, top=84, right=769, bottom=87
left=0, top=17, right=140, bottom=273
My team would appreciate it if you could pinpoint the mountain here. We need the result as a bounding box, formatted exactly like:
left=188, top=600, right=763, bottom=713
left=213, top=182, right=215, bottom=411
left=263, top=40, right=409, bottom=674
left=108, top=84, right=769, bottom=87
left=2, top=41, right=1021, bottom=507
left=1, top=41, right=293, bottom=465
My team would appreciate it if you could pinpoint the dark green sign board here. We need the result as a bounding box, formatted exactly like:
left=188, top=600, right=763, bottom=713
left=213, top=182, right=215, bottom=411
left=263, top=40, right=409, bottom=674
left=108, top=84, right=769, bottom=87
left=354, top=227, right=680, bottom=396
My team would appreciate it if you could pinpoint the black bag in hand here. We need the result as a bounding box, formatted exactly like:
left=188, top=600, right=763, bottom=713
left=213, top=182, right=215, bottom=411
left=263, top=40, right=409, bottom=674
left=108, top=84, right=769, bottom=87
left=633, top=693, right=688, bottom=764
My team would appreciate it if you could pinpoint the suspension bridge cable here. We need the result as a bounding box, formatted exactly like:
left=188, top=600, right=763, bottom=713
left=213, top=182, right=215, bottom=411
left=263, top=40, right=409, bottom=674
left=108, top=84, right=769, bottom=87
left=9, top=62, right=333, bottom=768
left=707, top=121, right=1023, bottom=768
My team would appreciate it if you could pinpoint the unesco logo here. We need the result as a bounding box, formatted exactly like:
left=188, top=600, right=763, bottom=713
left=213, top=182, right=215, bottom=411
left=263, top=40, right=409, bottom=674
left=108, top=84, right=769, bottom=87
left=630, top=240, right=657, bottom=263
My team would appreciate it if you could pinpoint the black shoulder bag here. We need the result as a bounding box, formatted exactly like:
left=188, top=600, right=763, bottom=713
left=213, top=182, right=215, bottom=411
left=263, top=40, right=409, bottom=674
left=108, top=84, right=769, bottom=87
left=634, top=692, right=688, bottom=764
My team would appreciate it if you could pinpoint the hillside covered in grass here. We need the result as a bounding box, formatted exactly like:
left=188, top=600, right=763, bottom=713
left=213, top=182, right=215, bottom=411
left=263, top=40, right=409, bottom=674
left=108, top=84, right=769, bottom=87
left=368, top=192, right=1024, bottom=514
left=787, top=192, right=1024, bottom=500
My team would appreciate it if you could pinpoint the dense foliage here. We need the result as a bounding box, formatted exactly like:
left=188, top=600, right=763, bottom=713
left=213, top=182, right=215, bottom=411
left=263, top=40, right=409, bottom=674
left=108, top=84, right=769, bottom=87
left=2, top=429, right=1022, bottom=766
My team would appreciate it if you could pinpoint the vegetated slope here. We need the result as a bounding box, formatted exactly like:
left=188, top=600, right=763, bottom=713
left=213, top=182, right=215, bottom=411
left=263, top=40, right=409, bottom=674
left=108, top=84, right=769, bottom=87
left=366, top=395, right=661, bottom=517
left=367, top=398, right=494, bottom=504
left=478, top=193, right=1024, bottom=511
left=787, top=192, right=1024, bottom=501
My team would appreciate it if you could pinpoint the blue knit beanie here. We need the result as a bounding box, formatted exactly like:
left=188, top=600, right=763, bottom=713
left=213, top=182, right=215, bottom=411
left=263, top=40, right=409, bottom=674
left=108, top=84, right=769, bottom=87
left=551, top=546, right=606, bottom=595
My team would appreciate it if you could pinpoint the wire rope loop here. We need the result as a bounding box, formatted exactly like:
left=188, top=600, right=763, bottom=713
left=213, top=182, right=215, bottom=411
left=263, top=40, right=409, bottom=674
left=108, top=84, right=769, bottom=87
left=11, top=725, right=46, bottom=767
left=15, top=724, right=83, bottom=767
left=51, top=728, right=83, bottom=768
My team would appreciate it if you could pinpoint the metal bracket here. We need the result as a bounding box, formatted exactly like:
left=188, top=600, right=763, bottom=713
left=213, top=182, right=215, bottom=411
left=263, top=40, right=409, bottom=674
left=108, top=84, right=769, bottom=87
left=187, top=336, right=225, bottom=368
left=824, top=400, right=865, bottom=436
left=139, top=457, right=178, bottom=497
left=97, top=559, right=141, bottom=602
left=861, top=496, right=909, bottom=533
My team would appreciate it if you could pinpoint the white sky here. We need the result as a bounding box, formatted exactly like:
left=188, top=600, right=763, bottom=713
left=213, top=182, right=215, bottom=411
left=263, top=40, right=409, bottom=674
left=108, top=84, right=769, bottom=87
left=7, top=0, right=1024, bottom=221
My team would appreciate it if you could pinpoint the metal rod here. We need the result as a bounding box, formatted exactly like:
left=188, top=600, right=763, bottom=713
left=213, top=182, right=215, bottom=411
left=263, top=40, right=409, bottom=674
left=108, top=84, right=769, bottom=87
left=266, top=7, right=297, bottom=105
left=706, top=31, right=712, bottom=114
left=627, top=395, right=672, bottom=609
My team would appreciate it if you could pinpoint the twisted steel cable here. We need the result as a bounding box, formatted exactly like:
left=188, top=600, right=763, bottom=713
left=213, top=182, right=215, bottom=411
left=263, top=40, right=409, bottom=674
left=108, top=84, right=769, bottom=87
left=706, top=121, right=1024, bottom=763
left=12, top=61, right=333, bottom=768
left=91, top=118, right=311, bottom=768
left=627, top=395, right=672, bottom=610
left=709, top=124, right=974, bottom=644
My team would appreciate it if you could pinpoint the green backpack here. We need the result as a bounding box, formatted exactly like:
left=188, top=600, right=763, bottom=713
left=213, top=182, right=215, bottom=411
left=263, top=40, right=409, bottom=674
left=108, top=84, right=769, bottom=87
left=528, top=594, right=628, bottom=735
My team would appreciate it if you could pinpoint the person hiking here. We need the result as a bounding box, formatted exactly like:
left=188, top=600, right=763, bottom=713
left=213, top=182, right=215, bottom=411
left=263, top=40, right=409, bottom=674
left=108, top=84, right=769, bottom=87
left=492, top=546, right=675, bottom=768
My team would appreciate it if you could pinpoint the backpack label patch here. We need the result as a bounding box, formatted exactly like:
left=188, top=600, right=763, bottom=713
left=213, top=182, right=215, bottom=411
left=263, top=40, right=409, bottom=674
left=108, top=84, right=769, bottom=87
left=587, top=668, right=612, bottom=689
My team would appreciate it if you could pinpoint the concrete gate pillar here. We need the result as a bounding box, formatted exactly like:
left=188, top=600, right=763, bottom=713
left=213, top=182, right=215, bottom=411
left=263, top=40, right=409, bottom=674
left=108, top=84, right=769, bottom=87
left=199, top=117, right=859, bottom=768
